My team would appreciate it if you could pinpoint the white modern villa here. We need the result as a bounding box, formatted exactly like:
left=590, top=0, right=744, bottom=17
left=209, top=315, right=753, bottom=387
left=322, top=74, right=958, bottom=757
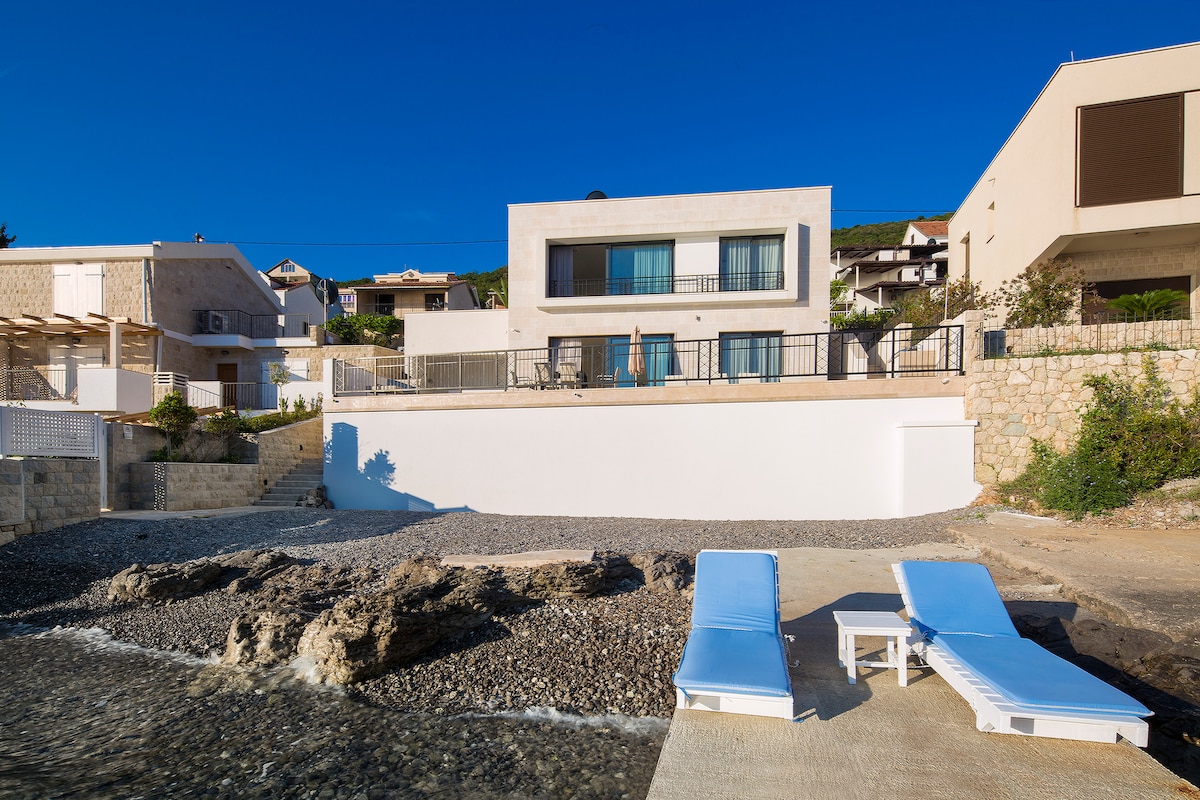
left=321, top=187, right=979, bottom=520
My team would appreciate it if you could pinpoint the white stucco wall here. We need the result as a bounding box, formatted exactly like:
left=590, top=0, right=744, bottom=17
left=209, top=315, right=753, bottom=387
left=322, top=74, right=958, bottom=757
left=323, top=395, right=979, bottom=520
left=950, top=43, right=1200, bottom=293
left=403, top=309, right=511, bottom=356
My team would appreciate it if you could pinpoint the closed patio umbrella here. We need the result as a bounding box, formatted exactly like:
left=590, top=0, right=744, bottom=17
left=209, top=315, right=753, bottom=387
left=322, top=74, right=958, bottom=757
left=628, top=325, right=646, bottom=384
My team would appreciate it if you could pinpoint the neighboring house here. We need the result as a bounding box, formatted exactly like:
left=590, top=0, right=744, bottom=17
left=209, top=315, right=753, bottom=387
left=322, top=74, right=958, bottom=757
left=264, top=259, right=344, bottom=323
left=904, top=220, right=949, bottom=247
left=950, top=41, right=1200, bottom=314
left=0, top=242, right=319, bottom=415
left=831, top=241, right=948, bottom=312
left=343, top=270, right=480, bottom=319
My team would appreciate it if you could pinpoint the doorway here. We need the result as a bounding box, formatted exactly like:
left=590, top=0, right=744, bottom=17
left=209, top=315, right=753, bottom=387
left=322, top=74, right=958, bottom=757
left=217, top=363, right=238, bottom=408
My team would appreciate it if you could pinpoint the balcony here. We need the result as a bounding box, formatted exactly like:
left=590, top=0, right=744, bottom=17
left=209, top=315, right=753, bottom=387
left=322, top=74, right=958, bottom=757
left=548, top=271, right=784, bottom=298
left=194, top=310, right=311, bottom=339
left=332, top=326, right=964, bottom=396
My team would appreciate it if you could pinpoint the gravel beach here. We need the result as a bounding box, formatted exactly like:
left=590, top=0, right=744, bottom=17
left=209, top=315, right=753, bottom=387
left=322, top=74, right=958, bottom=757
left=0, top=507, right=980, bottom=799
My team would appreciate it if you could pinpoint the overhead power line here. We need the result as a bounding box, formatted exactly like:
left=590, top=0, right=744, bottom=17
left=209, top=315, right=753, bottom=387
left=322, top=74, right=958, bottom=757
left=223, top=238, right=507, bottom=247
left=219, top=210, right=952, bottom=249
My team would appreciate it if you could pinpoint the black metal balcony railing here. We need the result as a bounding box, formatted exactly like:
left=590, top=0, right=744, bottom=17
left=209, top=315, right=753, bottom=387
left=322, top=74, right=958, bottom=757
left=980, top=311, right=1200, bottom=359
left=333, top=325, right=965, bottom=396
left=194, top=310, right=311, bottom=338
left=548, top=271, right=784, bottom=298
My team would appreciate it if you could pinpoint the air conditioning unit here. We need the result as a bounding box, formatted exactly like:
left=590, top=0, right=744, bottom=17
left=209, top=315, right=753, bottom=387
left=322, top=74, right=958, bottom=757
left=196, top=310, right=232, bottom=334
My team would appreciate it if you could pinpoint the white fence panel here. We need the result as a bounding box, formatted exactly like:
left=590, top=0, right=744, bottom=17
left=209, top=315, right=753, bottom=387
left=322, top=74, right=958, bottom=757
left=0, top=407, right=103, bottom=459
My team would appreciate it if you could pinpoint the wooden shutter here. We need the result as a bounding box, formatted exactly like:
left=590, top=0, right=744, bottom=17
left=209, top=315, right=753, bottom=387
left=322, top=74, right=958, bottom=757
left=1078, top=94, right=1183, bottom=207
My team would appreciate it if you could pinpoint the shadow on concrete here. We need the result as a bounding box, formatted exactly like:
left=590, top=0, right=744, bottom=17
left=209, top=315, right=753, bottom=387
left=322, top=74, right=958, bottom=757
left=782, top=591, right=934, bottom=722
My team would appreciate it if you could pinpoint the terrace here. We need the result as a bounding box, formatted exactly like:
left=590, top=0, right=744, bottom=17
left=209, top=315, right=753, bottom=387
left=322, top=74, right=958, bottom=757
left=332, top=325, right=964, bottom=396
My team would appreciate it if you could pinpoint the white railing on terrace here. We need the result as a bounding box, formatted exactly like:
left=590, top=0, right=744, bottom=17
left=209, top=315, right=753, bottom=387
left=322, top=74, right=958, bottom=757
left=332, top=326, right=965, bottom=396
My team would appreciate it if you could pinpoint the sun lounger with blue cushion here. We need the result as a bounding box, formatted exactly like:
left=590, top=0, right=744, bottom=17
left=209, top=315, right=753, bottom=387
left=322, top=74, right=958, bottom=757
left=894, top=560, right=1151, bottom=745
left=672, top=550, right=794, bottom=719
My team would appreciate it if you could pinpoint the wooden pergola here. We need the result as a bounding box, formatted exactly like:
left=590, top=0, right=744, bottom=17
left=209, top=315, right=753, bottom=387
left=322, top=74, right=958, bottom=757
left=0, top=314, right=161, bottom=368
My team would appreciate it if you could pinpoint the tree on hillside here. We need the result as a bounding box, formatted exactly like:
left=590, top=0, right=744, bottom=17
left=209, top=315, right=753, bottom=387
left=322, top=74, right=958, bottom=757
left=830, top=213, right=951, bottom=249
left=459, top=266, right=508, bottom=307
left=0, top=223, right=14, bottom=248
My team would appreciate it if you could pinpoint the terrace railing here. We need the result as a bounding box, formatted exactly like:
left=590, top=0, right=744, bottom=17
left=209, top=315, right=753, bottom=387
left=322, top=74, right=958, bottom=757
left=548, top=271, right=784, bottom=298
left=979, top=311, right=1200, bottom=358
left=333, top=325, right=964, bottom=396
left=194, top=310, right=311, bottom=339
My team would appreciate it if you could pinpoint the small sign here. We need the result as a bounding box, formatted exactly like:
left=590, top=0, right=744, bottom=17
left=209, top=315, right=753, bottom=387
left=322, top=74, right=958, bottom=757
left=123, top=425, right=133, bottom=440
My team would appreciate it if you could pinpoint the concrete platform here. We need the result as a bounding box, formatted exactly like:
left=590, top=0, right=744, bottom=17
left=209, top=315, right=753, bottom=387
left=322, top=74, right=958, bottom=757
left=647, top=542, right=1196, bottom=800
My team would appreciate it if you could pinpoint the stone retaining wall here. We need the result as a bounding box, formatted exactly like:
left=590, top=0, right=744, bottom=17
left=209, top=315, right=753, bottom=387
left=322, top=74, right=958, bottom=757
left=236, top=417, right=323, bottom=498
left=0, top=459, right=100, bottom=545
left=966, top=349, right=1200, bottom=485
left=129, top=462, right=260, bottom=512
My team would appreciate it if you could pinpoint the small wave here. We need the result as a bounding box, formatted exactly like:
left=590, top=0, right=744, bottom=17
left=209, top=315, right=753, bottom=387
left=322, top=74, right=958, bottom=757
left=468, top=706, right=671, bottom=735
left=31, top=626, right=214, bottom=667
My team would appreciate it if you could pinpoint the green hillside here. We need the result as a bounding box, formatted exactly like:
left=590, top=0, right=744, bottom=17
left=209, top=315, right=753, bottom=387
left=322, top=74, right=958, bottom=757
left=831, top=213, right=952, bottom=249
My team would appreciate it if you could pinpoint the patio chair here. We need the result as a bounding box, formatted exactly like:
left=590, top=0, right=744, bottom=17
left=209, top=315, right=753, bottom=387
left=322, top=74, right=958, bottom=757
left=557, top=361, right=580, bottom=389
left=893, top=560, right=1151, bottom=745
left=672, top=550, right=794, bottom=719
left=533, top=361, right=554, bottom=389
left=510, top=370, right=536, bottom=390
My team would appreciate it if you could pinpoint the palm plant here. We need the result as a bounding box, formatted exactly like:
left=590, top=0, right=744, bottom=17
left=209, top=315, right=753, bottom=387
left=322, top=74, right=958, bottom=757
left=1105, top=289, right=1189, bottom=321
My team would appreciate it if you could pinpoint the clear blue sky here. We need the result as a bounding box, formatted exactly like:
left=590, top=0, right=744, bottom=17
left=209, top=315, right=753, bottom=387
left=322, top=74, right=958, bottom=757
left=5, top=2, right=1200, bottom=283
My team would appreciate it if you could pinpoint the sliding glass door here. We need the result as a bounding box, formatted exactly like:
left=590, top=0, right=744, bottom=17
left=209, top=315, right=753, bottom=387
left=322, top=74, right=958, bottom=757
left=719, top=332, right=782, bottom=382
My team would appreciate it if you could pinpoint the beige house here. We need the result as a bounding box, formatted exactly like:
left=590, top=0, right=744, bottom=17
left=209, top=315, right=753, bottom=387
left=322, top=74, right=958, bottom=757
left=500, top=187, right=831, bottom=384
left=950, top=42, right=1200, bottom=313
left=832, top=241, right=948, bottom=312
left=0, top=242, right=317, bottom=414
left=342, top=270, right=480, bottom=319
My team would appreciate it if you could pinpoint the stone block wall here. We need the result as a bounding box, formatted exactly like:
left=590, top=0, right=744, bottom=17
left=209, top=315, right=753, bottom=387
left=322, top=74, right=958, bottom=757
left=0, top=459, right=100, bottom=546
left=107, top=422, right=169, bottom=511
left=966, top=349, right=1200, bottom=485
left=235, top=417, right=323, bottom=498
left=129, top=462, right=260, bottom=512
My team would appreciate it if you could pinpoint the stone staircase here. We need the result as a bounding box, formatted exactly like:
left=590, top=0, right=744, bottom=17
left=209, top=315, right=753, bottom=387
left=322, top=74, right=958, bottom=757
left=254, top=459, right=324, bottom=507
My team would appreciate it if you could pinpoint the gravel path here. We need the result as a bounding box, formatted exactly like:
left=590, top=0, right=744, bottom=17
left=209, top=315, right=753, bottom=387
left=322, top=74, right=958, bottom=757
left=0, top=507, right=985, bottom=799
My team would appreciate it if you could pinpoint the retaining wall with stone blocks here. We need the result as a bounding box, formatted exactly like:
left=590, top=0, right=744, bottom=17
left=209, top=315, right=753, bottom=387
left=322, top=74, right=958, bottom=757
left=129, top=462, right=260, bottom=512
left=0, top=458, right=101, bottom=545
left=966, top=349, right=1200, bottom=485
left=233, top=417, right=323, bottom=497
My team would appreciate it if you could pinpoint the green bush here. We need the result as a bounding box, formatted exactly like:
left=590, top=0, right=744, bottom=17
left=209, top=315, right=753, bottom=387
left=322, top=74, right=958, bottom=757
left=148, top=391, right=197, bottom=457
left=1004, top=356, right=1200, bottom=517
left=830, top=308, right=895, bottom=331
left=236, top=407, right=321, bottom=433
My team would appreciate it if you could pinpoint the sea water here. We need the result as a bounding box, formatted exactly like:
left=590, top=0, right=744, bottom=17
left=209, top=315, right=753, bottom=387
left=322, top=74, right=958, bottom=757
left=0, top=627, right=668, bottom=799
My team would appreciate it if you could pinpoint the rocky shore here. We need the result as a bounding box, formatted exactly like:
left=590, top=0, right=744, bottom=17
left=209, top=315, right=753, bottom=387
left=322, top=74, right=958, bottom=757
left=0, top=507, right=976, bottom=799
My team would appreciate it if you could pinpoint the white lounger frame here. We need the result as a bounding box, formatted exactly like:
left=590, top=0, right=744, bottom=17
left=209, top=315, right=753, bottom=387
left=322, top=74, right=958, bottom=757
left=676, top=549, right=794, bottom=720
left=893, top=564, right=1150, bottom=747
left=675, top=686, right=795, bottom=720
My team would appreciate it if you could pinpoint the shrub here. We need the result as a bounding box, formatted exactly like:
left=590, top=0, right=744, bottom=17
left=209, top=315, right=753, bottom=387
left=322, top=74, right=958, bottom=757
left=1105, top=289, right=1189, bottom=321
left=830, top=308, right=895, bottom=331
left=994, top=258, right=1092, bottom=329
left=1004, top=356, right=1200, bottom=517
left=147, top=391, right=197, bottom=457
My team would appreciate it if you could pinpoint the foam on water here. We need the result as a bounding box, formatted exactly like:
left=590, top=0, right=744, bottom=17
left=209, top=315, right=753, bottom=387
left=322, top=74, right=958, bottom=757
left=483, top=705, right=672, bottom=736
left=32, top=625, right=214, bottom=667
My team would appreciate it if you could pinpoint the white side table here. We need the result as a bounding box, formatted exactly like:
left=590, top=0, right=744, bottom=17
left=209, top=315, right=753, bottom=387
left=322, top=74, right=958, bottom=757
left=832, top=610, right=914, bottom=687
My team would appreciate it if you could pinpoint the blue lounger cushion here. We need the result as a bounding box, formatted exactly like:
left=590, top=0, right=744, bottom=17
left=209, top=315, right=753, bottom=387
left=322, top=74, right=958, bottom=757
left=691, top=551, right=780, bottom=632
left=932, top=633, right=1152, bottom=717
left=673, top=627, right=793, bottom=698
left=898, top=561, right=1019, bottom=638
